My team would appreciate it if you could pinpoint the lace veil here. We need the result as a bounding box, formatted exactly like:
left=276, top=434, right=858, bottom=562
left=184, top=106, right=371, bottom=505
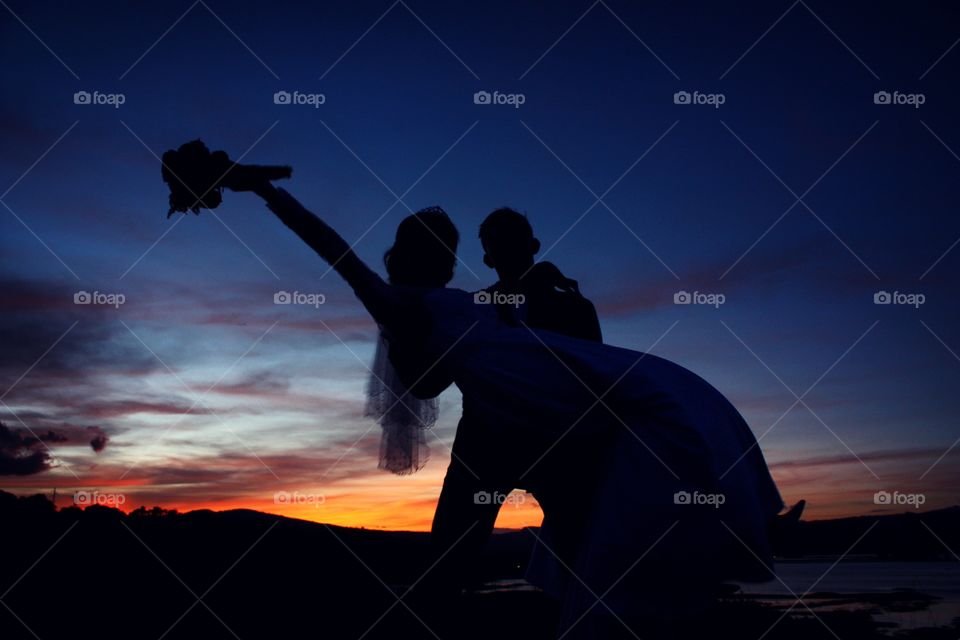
left=364, top=330, right=438, bottom=474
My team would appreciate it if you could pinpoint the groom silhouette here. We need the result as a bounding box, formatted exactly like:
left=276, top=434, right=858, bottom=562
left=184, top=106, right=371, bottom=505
left=429, top=207, right=602, bottom=594
left=476, top=208, right=602, bottom=341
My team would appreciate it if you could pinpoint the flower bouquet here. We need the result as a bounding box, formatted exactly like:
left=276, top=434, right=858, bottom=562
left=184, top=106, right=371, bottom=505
left=161, top=140, right=291, bottom=217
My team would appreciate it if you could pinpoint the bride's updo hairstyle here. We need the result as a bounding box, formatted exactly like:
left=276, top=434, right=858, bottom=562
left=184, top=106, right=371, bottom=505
left=384, top=207, right=459, bottom=287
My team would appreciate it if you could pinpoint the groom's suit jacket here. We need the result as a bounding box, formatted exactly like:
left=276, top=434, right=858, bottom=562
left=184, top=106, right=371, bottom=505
left=485, top=261, right=602, bottom=344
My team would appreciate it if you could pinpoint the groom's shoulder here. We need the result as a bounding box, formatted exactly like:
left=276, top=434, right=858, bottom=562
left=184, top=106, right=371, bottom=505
left=524, top=263, right=603, bottom=342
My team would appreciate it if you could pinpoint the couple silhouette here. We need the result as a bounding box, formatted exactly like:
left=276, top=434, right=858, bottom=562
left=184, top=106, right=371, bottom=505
left=165, top=144, right=792, bottom=638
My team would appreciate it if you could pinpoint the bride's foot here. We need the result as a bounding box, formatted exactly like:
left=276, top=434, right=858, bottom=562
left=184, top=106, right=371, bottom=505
left=783, top=499, right=805, bottom=523
left=769, top=499, right=805, bottom=550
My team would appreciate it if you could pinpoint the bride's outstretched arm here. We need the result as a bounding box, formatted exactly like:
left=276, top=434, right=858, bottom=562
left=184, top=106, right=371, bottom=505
left=252, top=183, right=396, bottom=324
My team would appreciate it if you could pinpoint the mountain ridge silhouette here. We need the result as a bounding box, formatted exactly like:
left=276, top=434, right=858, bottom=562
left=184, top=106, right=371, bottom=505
left=2, top=490, right=958, bottom=639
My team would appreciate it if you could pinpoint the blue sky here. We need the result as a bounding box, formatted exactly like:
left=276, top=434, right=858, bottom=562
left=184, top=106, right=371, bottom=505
left=1, top=0, right=959, bottom=527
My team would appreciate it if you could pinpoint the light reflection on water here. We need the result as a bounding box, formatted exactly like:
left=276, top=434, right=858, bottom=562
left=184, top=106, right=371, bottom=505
left=738, top=561, right=960, bottom=630
left=481, top=562, right=960, bottom=631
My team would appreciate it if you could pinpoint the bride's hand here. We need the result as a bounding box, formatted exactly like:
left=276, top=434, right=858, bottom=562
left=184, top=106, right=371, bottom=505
left=221, top=163, right=291, bottom=193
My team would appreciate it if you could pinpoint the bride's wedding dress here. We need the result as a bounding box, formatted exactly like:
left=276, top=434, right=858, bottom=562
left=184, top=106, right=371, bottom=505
left=263, top=187, right=783, bottom=622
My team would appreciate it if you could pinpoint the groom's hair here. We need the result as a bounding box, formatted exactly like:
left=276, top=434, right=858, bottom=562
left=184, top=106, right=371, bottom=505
left=384, top=206, right=459, bottom=287
left=479, top=207, right=534, bottom=246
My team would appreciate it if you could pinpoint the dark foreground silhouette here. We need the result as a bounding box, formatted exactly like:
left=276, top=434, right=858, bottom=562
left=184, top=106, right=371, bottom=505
left=1, top=491, right=958, bottom=640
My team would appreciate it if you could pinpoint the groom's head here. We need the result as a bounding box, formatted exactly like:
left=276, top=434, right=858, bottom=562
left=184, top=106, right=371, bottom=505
left=479, top=208, right=540, bottom=284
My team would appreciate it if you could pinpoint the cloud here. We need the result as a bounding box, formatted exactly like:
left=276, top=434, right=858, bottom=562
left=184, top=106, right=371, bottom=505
left=0, top=422, right=110, bottom=476
left=1, top=430, right=387, bottom=500
left=88, top=427, right=109, bottom=452
left=592, top=241, right=820, bottom=318
left=207, top=370, right=290, bottom=397
left=0, top=422, right=60, bottom=475
left=0, top=421, right=113, bottom=476
left=0, top=278, right=160, bottom=376
left=82, top=400, right=215, bottom=419
left=769, top=447, right=957, bottom=470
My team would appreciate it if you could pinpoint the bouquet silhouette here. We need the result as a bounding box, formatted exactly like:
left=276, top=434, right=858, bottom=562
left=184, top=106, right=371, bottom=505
left=161, top=140, right=291, bottom=217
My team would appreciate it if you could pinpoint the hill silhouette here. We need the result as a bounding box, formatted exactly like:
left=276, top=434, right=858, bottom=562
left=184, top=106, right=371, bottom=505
left=1, top=491, right=958, bottom=639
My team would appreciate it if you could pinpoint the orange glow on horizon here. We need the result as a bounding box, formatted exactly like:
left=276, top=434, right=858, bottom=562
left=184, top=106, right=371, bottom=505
left=129, top=489, right=545, bottom=532
left=18, top=487, right=959, bottom=532
left=5, top=449, right=957, bottom=531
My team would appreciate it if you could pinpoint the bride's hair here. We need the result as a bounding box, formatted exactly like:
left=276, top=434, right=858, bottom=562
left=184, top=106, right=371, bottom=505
left=384, top=207, right=459, bottom=287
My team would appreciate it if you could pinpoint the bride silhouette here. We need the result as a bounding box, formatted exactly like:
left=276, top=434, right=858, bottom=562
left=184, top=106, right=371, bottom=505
left=163, top=143, right=786, bottom=638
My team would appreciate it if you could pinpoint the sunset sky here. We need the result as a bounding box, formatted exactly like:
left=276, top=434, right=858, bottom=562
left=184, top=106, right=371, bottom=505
left=2, top=0, right=959, bottom=530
